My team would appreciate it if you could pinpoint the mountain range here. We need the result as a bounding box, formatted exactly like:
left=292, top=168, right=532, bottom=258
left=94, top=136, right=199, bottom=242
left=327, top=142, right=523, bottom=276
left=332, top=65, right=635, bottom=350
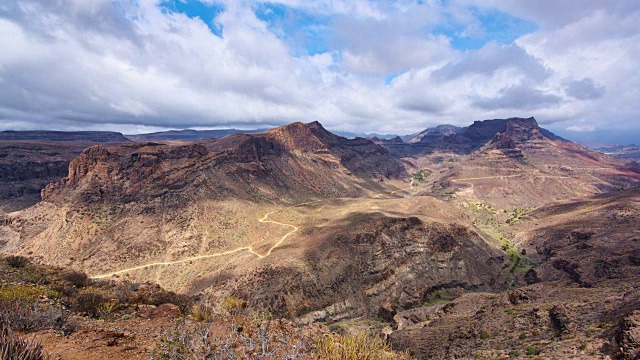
left=1, top=117, right=640, bottom=359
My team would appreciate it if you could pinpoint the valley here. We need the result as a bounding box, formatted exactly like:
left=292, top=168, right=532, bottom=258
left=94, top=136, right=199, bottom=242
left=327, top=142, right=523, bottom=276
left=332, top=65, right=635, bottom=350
left=1, top=118, right=639, bottom=359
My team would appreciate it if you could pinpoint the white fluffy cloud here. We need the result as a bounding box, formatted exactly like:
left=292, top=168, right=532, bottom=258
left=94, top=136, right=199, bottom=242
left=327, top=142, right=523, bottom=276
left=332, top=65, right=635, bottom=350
left=0, top=0, right=639, bottom=135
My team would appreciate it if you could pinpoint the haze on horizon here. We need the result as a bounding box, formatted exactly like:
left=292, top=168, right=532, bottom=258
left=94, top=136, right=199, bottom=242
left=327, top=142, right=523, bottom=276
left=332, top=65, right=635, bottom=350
left=0, top=0, right=639, bottom=143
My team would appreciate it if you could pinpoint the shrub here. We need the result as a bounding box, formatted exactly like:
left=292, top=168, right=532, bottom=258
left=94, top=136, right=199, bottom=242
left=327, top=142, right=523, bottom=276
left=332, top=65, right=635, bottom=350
left=480, top=331, right=490, bottom=340
left=5, top=256, right=29, bottom=269
left=62, top=271, right=88, bottom=288
left=316, top=333, right=410, bottom=360
left=0, top=302, right=61, bottom=332
left=0, top=324, right=48, bottom=360
left=73, top=290, right=108, bottom=318
left=145, top=290, right=193, bottom=314
left=220, top=296, right=246, bottom=315
left=97, top=300, right=118, bottom=320
left=526, top=346, right=539, bottom=356
left=150, top=318, right=314, bottom=360
left=191, top=302, right=213, bottom=322
left=0, top=285, right=52, bottom=306
left=16, top=267, right=49, bottom=286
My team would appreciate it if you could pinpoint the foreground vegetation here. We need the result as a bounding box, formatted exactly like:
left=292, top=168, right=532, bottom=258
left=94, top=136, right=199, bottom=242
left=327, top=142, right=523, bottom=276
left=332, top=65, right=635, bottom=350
left=0, top=255, right=411, bottom=359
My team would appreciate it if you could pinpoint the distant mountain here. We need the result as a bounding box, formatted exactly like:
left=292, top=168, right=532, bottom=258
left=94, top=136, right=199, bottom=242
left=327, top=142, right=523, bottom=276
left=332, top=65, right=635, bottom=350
left=415, top=117, right=640, bottom=207
left=401, top=124, right=462, bottom=143
left=333, top=131, right=401, bottom=140
left=376, top=117, right=566, bottom=157
left=126, top=128, right=263, bottom=141
left=0, top=130, right=129, bottom=142
left=585, top=143, right=640, bottom=162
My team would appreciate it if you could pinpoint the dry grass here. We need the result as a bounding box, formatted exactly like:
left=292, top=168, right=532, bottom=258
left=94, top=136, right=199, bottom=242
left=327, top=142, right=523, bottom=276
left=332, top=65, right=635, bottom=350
left=191, top=302, right=213, bottom=322
left=315, top=333, right=411, bottom=360
left=220, top=296, right=246, bottom=315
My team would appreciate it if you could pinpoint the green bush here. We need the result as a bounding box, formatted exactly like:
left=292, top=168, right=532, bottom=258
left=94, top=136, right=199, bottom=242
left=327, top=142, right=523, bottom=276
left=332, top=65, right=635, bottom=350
left=220, top=296, right=246, bottom=315
left=526, top=345, right=539, bottom=356
left=0, top=286, right=53, bottom=306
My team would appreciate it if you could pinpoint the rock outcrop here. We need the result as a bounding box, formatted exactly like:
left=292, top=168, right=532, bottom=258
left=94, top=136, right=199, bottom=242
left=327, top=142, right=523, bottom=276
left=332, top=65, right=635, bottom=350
left=617, top=311, right=640, bottom=360
left=234, top=213, right=508, bottom=320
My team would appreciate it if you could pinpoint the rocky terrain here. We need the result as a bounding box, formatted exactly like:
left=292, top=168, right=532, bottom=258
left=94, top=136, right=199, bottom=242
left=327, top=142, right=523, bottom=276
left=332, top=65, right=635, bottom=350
left=0, top=141, right=99, bottom=214
left=1, top=118, right=639, bottom=359
left=390, top=187, right=640, bottom=359
left=395, top=117, right=640, bottom=209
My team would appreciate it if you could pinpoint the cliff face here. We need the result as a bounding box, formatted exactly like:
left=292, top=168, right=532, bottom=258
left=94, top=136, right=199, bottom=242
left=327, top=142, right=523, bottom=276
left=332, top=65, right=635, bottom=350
left=233, top=212, right=509, bottom=320
left=41, top=122, right=407, bottom=207
left=0, top=141, right=94, bottom=211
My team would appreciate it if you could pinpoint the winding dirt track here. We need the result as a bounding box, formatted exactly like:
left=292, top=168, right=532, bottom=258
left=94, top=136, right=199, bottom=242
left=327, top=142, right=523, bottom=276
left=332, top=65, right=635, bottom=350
left=90, top=204, right=310, bottom=279
left=90, top=185, right=416, bottom=279
left=450, top=172, right=572, bottom=189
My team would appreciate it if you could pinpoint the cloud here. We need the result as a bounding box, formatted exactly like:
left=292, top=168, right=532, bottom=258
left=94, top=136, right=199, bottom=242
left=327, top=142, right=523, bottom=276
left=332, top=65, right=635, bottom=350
left=432, top=42, right=550, bottom=82
left=564, top=78, right=605, bottom=100
left=566, top=124, right=596, bottom=132
left=0, top=0, right=639, bottom=136
left=473, top=84, right=562, bottom=110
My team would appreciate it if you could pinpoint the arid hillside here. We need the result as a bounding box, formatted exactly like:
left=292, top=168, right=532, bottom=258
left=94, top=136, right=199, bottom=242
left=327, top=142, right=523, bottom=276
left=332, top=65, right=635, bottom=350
left=380, top=117, right=640, bottom=208
left=390, top=187, right=640, bottom=359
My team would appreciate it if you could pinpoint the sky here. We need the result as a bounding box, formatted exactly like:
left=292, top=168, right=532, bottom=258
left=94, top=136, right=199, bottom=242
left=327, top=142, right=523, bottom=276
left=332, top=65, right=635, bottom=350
left=0, top=0, right=639, bottom=142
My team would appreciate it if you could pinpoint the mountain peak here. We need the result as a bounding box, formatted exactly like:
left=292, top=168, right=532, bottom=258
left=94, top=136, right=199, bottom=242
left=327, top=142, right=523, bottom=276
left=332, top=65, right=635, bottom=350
left=265, top=122, right=326, bottom=152
left=497, top=117, right=544, bottom=144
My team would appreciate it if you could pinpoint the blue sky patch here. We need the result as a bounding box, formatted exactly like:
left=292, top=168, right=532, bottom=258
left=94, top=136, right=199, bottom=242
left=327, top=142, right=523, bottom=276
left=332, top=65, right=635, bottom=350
left=385, top=71, right=406, bottom=85
left=254, top=2, right=333, bottom=56
left=437, top=8, right=537, bottom=50
left=160, top=0, right=224, bottom=37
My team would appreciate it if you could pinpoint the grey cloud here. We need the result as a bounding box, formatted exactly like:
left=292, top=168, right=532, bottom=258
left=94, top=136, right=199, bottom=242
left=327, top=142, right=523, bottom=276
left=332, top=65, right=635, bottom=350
left=397, top=96, right=444, bottom=114
left=432, top=43, right=551, bottom=82
left=565, top=78, right=605, bottom=100
left=0, top=0, right=140, bottom=44
left=473, top=84, right=562, bottom=110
